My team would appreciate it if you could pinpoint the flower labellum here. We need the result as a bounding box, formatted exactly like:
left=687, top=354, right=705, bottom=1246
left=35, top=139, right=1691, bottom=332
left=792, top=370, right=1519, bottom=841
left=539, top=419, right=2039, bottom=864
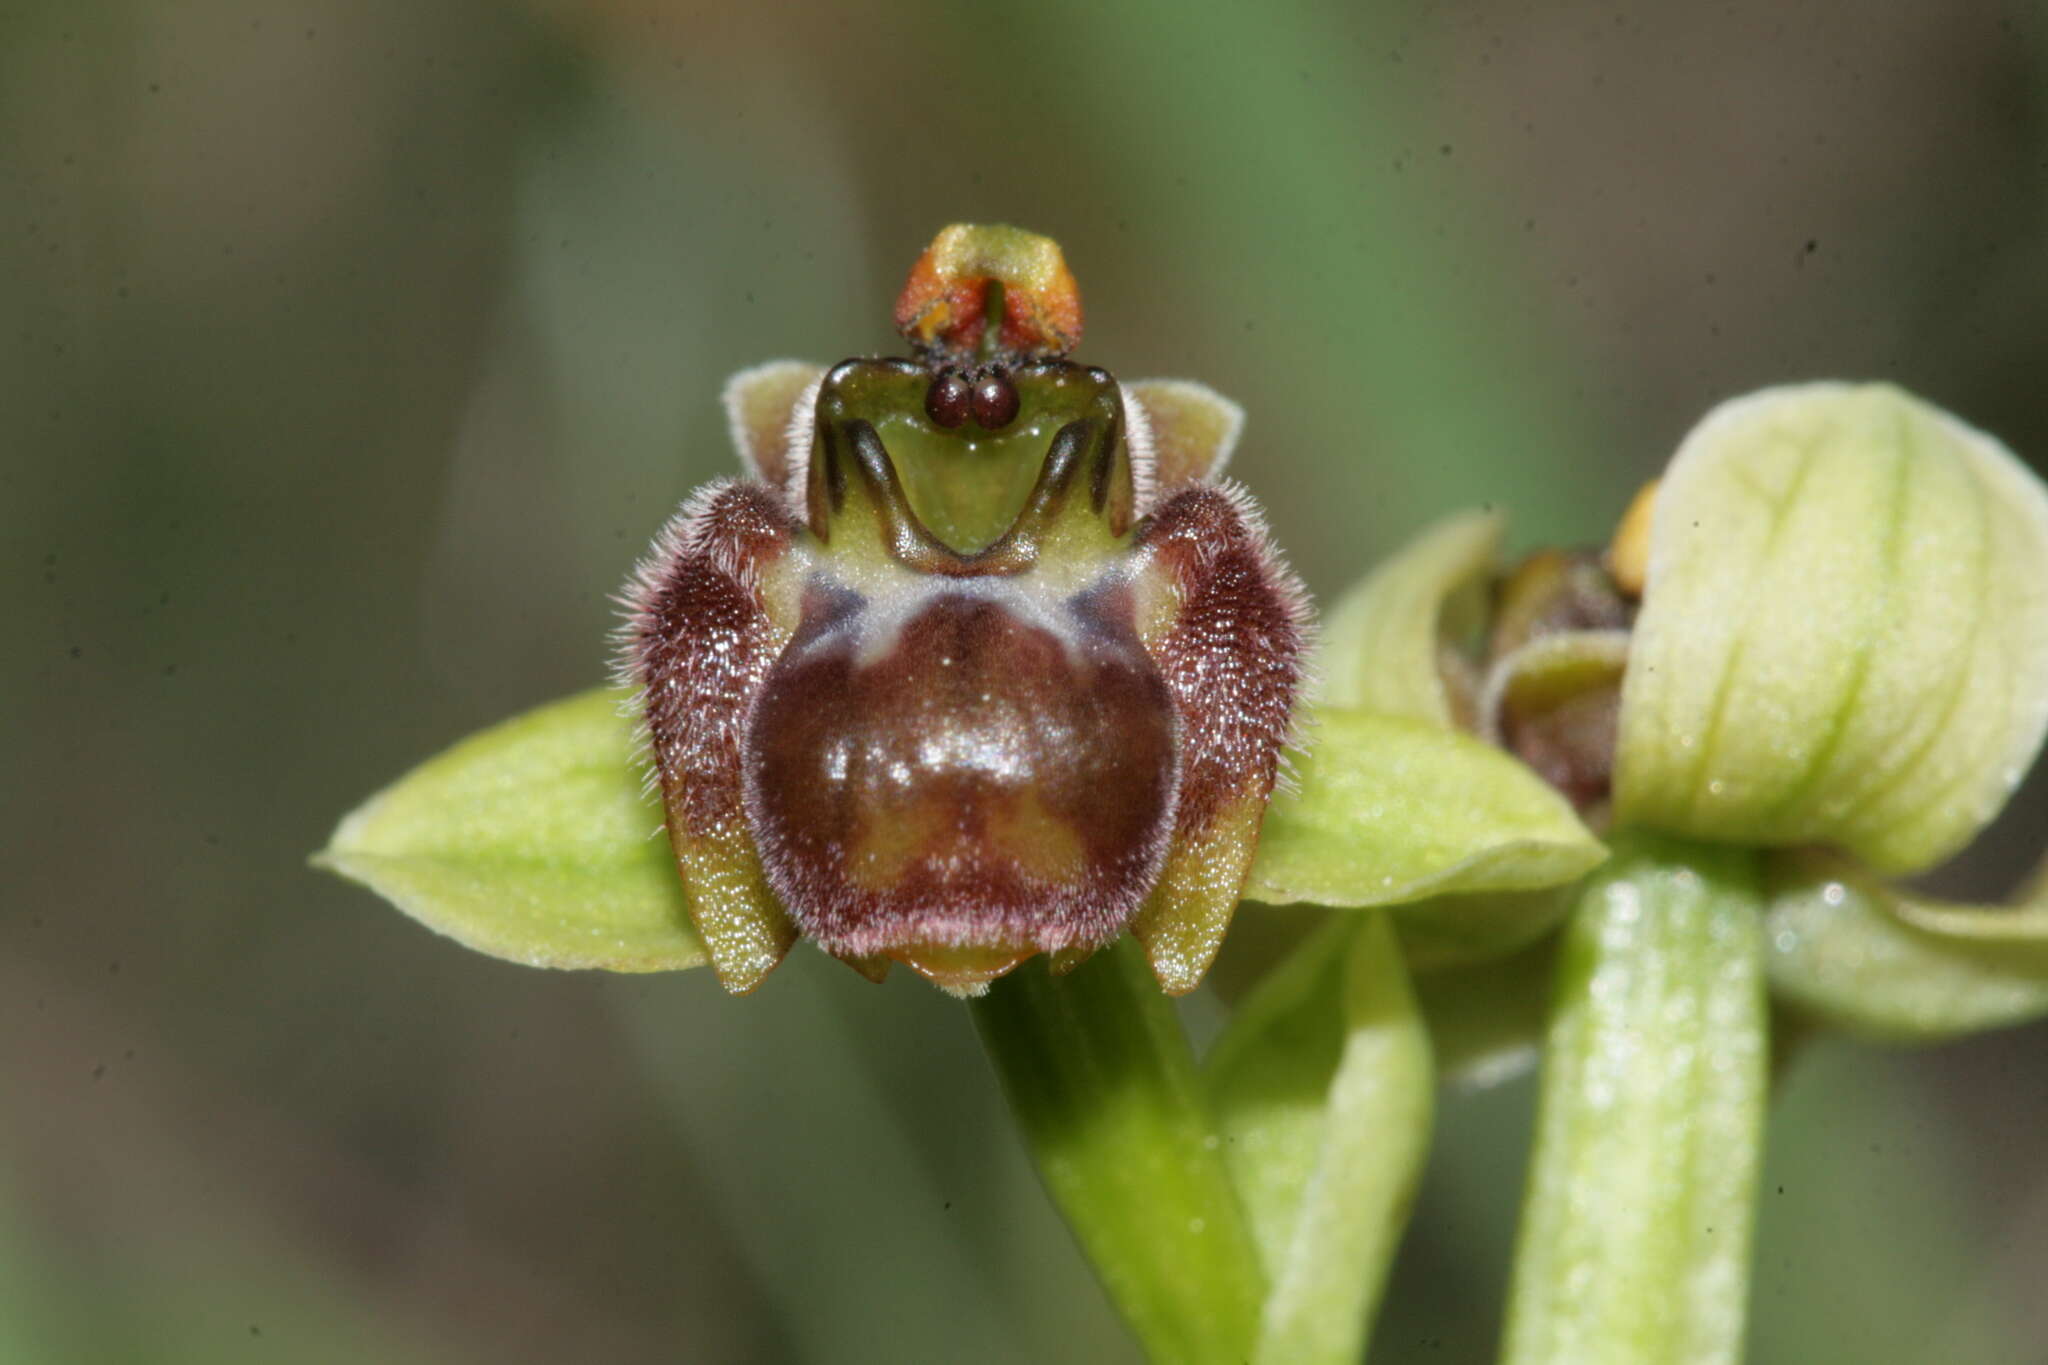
left=621, top=225, right=1309, bottom=996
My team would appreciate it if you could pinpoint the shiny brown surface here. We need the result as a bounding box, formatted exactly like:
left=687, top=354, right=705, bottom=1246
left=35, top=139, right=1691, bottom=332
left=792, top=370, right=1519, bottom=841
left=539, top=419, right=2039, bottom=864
left=923, top=371, right=971, bottom=428
left=744, top=586, right=1178, bottom=961
left=970, top=371, right=1021, bottom=429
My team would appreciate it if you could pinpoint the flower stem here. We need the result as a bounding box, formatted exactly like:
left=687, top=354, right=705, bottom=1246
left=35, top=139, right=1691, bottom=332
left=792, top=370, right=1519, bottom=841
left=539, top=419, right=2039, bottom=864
left=1502, top=831, right=1767, bottom=1365
left=970, top=939, right=1265, bottom=1365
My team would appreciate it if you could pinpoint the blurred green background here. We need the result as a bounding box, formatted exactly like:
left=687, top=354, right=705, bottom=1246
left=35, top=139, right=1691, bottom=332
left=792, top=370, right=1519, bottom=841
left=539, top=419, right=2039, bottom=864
left=7, top=1, right=2048, bottom=1361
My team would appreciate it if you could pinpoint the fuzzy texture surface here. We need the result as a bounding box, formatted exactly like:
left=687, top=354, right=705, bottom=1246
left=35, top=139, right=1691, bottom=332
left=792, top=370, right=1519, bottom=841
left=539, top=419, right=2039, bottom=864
left=1138, top=482, right=1312, bottom=836
left=618, top=479, right=802, bottom=989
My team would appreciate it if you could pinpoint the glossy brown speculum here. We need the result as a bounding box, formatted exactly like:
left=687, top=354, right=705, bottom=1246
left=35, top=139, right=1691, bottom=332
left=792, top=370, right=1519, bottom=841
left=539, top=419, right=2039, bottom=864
left=746, top=585, right=1178, bottom=988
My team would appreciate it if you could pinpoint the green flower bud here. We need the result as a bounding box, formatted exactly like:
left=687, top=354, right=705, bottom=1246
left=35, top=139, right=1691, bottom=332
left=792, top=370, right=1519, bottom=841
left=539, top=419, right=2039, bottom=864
left=1614, top=383, right=2048, bottom=874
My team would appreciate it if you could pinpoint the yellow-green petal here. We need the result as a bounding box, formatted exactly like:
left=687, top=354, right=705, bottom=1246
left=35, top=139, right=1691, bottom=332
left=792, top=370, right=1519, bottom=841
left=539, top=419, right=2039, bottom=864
left=1315, top=510, right=1503, bottom=725
left=1479, top=630, right=1631, bottom=748
left=1247, top=707, right=1606, bottom=908
left=314, top=688, right=706, bottom=972
left=723, top=359, right=825, bottom=487
left=1616, top=383, right=2048, bottom=874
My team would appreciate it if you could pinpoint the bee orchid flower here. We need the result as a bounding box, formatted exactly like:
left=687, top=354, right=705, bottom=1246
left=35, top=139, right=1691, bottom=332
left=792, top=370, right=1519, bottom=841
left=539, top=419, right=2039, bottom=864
left=618, top=226, right=1309, bottom=997
left=319, top=225, right=1605, bottom=1010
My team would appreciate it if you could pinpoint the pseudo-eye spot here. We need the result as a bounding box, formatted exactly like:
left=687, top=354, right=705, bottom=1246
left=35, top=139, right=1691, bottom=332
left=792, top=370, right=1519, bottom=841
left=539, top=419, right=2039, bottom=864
left=619, top=225, right=1309, bottom=997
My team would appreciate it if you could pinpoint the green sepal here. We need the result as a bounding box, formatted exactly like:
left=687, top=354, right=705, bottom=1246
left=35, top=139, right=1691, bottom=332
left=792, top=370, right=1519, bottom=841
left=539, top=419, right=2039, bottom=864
left=1247, top=707, right=1607, bottom=908
left=1204, top=913, right=1432, bottom=1364
left=1761, top=850, right=2048, bottom=1040
left=314, top=688, right=706, bottom=972
left=1503, top=833, right=1767, bottom=1365
left=1315, top=509, right=1503, bottom=725
left=970, top=940, right=1266, bottom=1365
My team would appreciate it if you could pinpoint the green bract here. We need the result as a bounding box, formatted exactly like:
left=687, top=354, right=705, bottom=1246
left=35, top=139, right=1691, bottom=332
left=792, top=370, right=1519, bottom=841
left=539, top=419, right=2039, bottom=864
left=1615, top=383, right=2048, bottom=875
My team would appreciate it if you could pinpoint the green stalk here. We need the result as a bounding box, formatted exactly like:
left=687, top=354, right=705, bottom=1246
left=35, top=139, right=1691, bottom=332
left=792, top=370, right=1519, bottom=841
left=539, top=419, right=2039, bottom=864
left=971, top=939, right=1266, bottom=1365
left=1502, top=832, right=1768, bottom=1365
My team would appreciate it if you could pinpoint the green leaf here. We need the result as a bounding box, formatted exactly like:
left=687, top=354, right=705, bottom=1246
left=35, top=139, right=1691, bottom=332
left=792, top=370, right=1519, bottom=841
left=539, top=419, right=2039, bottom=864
left=1247, top=707, right=1607, bottom=908
left=1761, top=850, right=2048, bottom=1040
left=314, top=688, right=706, bottom=972
left=1504, top=833, right=1767, bottom=1365
left=1616, top=383, right=2048, bottom=875
left=1315, top=509, right=1503, bottom=725
left=1205, top=913, right=1432, bottom=1364
left=970, top=940, right=1266, bottom=1365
